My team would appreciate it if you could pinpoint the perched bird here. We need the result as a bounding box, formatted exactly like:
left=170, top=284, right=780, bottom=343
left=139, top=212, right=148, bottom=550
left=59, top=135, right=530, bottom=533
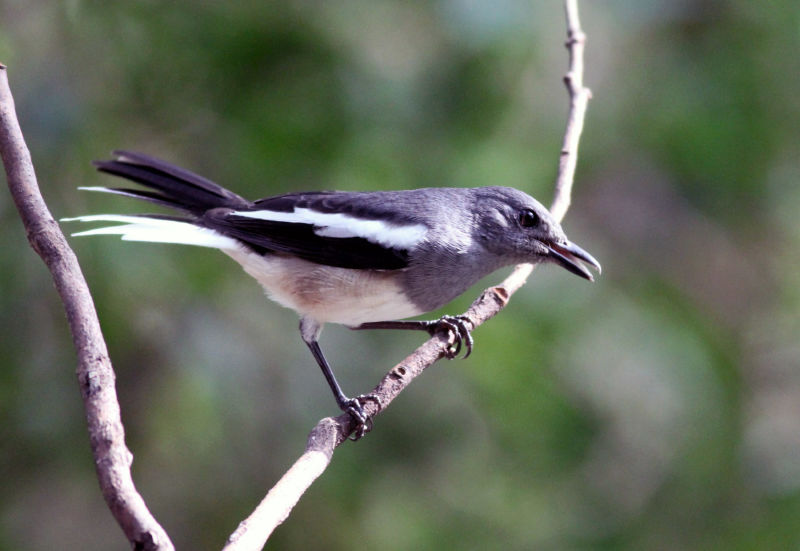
left=66, top=151, right=600, bottom=438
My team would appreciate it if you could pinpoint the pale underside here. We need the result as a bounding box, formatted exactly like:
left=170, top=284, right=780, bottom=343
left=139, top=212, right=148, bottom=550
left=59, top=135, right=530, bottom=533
left=223, top=247, right=423, bottom=326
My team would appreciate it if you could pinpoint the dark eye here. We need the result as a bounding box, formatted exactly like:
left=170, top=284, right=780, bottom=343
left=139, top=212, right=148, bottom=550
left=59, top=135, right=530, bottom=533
left=518, top=208, right=539, bottom=228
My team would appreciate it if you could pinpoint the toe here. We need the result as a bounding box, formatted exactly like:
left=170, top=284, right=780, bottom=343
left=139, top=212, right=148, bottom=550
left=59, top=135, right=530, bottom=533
left=344, top=398, right=375, bottom=440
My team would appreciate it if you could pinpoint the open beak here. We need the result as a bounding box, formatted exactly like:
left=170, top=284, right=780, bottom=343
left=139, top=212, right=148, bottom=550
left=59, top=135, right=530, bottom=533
left=546, top=240, right=602, bottom=282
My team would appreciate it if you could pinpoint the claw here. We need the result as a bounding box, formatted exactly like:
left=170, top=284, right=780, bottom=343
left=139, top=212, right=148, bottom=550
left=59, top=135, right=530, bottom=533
left=343, top=393, right=382, bottom=441
left=343, top=399, right=370, bottom=440
left=439, top=318, right=461, bottom=358
left=453, top=316, right=474, bottom=358
left=427, top=315, right=474, bottom=359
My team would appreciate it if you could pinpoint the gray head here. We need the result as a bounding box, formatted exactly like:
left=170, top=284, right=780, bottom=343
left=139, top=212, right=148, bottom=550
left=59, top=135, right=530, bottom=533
left=472, top=187, right=601, bottom=281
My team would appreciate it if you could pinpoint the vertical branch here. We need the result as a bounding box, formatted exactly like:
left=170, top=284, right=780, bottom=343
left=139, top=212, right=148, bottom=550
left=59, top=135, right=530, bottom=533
left=0, top=64, right=174, bottom=551
left=493, top=0, right=592, bottom=300
left=551, top=0, right=592, bottom=223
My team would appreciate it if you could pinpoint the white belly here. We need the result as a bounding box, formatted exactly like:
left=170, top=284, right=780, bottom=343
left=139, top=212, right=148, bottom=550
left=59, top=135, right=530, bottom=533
left=223, top=248, right=423, bottom=325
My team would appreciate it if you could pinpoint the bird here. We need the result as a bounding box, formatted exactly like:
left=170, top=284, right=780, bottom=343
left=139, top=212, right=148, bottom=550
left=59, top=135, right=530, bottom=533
left=65, top=151, right=601, bottom=439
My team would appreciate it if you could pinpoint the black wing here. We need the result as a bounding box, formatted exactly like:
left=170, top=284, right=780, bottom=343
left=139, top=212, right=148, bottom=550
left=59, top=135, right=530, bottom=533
left=204, top=211, right=411, bottom=270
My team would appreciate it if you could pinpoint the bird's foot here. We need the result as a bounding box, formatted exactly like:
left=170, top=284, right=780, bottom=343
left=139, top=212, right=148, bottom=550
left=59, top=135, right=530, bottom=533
left=426, top=315, right=474, bottom=359
left=342, top=393, right=383, bottom=441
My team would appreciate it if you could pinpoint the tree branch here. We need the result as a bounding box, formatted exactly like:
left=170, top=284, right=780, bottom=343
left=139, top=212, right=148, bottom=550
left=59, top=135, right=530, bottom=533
left=0, top=64, right=175, bottom=551
left=551, top=0, right=592, bottom=222
left=224, top=2, right=593, bottom=548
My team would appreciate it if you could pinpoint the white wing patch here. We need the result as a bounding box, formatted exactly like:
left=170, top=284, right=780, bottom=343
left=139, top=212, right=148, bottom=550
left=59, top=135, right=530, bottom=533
left=234, top=207, right=428, bottom=250
left=63, top=214, right=239, bottom=249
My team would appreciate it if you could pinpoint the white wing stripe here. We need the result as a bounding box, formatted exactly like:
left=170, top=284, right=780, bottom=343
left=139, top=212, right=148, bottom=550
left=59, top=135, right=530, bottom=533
left=234, top=207, right=427, bottom=250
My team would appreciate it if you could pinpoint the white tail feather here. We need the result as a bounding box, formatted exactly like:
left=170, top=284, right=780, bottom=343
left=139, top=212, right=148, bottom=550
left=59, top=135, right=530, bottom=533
left=62, top=214, right=239, bottom=249
left=77, top=186, right=115, bottom=193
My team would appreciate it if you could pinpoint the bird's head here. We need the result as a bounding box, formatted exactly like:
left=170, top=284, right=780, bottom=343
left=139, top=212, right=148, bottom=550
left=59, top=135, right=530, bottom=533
left=474, top=187, right=601, bottom=281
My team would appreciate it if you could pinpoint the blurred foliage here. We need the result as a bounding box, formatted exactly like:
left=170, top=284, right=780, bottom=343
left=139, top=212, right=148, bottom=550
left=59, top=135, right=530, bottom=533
left=1, top=1, right=799, bottom=550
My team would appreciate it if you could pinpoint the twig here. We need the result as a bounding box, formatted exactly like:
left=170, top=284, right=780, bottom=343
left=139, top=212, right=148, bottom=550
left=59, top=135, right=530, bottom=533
left=224, top=1, right=592, bottom=548
left=0, top=64, right=175, bottom=551
left=551, top=0, right=592, bottom=223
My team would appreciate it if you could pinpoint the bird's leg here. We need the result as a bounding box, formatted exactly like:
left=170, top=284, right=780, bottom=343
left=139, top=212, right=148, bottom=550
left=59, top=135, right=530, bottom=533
left=353, top=315, right=474, bottom=359
left=300, top=318, right=380, bottom=440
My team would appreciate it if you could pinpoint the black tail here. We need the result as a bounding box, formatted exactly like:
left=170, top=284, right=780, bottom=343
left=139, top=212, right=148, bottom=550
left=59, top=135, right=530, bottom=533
left=92, top=151, right=251, bottom=214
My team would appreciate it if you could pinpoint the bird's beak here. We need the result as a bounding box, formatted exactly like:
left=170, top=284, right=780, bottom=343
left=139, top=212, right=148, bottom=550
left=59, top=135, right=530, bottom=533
left=546, top=240, right=602, bottom=282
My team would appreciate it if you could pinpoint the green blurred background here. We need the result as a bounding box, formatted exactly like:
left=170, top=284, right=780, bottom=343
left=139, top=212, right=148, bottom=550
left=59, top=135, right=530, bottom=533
left=2, top=1, right=799, bottom=549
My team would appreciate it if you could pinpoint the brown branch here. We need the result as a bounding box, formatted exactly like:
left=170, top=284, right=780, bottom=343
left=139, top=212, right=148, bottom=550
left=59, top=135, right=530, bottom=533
left=0, top=64, right=175, bottom=551
left=224, top=1, right=593, bottom=548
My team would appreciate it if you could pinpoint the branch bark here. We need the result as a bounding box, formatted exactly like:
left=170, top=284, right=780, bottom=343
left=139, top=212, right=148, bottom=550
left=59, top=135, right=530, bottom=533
left=224, top=2, right=592, bottom=548
left=0, top=64, right=175, bottom=551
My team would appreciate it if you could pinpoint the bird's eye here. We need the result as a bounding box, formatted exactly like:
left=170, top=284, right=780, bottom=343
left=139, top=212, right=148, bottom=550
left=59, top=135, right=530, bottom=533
left=518, top=208, right=539, bottom=228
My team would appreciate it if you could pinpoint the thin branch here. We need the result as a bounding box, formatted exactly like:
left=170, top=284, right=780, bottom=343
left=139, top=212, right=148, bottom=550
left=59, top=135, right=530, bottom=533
left=224, top=2, right=593, bottom=548
left=551, top=0, right=592, bottom=223
left=0, top=64, right=175, bottom=551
